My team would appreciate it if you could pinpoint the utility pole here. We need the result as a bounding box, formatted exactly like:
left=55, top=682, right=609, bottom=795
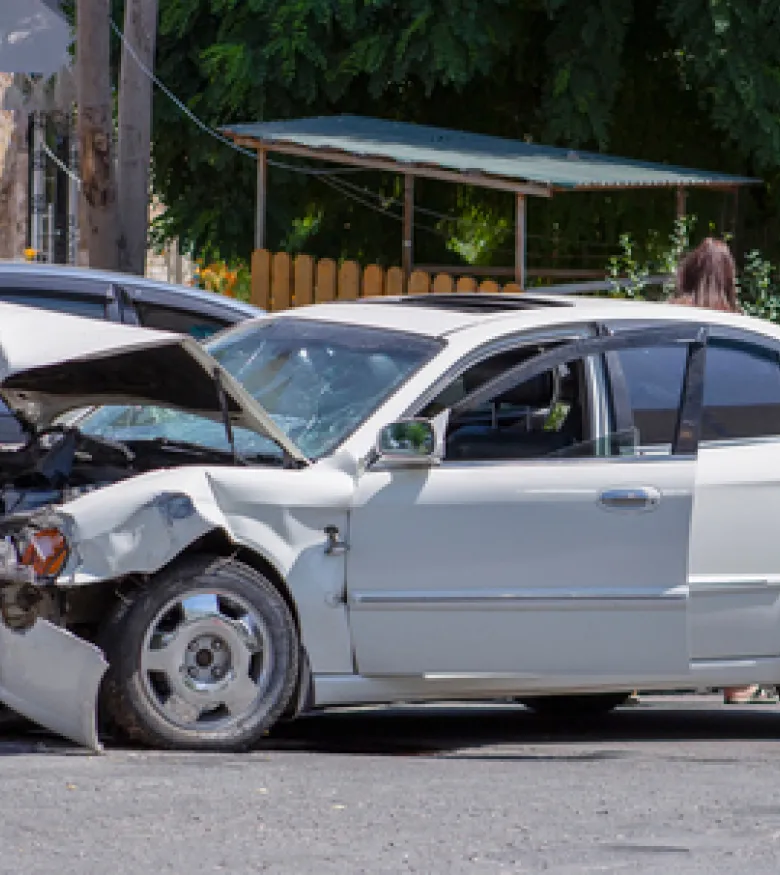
left=117, top=0, right=158, bottom=275
left=76, top=0, right=119, bottom=270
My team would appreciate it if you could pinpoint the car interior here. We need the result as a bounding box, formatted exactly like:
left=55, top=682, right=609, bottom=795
left=420, top=344, right=590, bottom=461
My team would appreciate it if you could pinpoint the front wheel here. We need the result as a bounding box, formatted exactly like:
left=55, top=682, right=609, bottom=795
left=518, top=693, right=631, bottom=718
left=100, top=555, right=299, bottom=751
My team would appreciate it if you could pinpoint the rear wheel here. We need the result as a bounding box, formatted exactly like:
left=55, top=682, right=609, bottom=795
left=519, top=693, right=631, bottom=718
left=100, top=555, right=299, bottom=751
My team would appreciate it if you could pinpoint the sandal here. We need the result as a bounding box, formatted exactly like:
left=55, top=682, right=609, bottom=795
left=725, top=686, right=779, bottom=705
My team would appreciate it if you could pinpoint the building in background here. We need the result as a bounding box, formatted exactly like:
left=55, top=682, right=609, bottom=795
left=0, top=0, right=190, bottom=282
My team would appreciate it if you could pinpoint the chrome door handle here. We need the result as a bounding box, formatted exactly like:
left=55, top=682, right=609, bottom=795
left=598, top=487, right=661, bottom=510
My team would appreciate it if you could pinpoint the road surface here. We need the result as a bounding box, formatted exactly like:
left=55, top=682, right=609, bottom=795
left=2, top=695, right=780, bottom=873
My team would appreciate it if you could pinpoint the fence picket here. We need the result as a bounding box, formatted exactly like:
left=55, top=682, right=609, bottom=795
left=294, top=254, right=315, bottom=306
left=409, top=270, right=430, bottom=296
left=363, top=264, right=384, bottom=298
left=456, top=276, right=478, bottom=294
left=271, top=251, right=292, bottom=310
left=251, top=249, right=536, bottom=309
left=386, top=267, right=404, bottom=298
left=251, top=249, right=271, bottom=309
left=339, top=260, right=360, bottom=300
left=432, top=273, right=454, bottom=294
left=315, top=258, right=337, bottom=304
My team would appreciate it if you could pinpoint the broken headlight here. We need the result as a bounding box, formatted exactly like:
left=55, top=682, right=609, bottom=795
left=18, top=528, right=69, bottom=578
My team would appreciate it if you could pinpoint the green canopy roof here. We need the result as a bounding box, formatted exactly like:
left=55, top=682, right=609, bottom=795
left=224, top=115, right=759, bottom=196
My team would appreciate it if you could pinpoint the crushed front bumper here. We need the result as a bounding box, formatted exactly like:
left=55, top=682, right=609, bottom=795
left=0, top=541, right=106, bottom=751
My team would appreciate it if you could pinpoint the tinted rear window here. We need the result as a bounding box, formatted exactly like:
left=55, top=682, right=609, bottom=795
left=0, top=291, right=106, bottom=320
left=616, top=337, right=780, bottom=444
left=135, top=302, right=227, bottom=339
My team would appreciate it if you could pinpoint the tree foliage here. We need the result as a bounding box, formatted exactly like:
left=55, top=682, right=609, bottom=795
left=130, top=0, right=780, bottom=270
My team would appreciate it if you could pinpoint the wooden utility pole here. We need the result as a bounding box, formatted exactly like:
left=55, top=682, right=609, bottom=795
left=117, top=0, right=159, bottom=275
left=76, top=0, right=119, bottom=270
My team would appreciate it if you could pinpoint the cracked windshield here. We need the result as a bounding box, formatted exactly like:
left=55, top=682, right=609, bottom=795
left=79, top=318, right=440, bottom=461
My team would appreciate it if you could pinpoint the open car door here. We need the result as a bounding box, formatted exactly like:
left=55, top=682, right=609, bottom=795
left=347, top=324, right=708, bottom=687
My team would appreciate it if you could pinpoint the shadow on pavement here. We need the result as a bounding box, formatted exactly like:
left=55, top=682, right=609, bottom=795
left=1, top=697, right=780, bottom=757
left=258, top=697, right=780, bottom=757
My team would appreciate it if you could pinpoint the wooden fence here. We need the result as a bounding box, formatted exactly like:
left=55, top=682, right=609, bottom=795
left=250, top=249, right=526, bottom=311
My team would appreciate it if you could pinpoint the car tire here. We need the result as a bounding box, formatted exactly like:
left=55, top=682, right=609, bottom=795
left=99, top=554, right=299, bottom=751
left=518, top=693, right=630, bottom=718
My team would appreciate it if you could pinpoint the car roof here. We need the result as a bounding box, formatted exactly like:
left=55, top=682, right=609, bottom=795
left=274, top=293, right=780, bottom=345
left=0, top=261, right=263, bottom=320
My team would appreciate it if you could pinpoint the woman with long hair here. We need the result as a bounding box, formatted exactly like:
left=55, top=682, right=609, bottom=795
left=669, top=236, right=739, bottom=313
left=671, top=237, right=777, bottom=704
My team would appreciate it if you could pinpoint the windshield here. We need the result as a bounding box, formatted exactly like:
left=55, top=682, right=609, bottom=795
left=78, top=318, right=441, bottom=461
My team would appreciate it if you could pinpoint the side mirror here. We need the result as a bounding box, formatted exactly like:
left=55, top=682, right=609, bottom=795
left=376, top=418, right=439, bottom=465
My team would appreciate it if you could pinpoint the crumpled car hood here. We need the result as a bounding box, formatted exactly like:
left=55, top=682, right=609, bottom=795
left=0, top=302, right=307, bottom=464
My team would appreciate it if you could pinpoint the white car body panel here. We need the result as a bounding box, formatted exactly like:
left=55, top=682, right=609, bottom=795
left=689, top=441, right=780, bottom=660
left=1, top=297, right=780, bottom=746
left=0, top=618, right=107, bottom=750
left=349, top=456, right=693, bottom=679
left=56, top=463, right=356, bottom=675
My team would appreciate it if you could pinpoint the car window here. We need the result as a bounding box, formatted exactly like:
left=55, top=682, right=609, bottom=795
left=616, top=337, right=780, bottom=446
left=612, top=345, right=686, bottom=448
left=701, top=339, right=780, bottom=441
left=79, top=318, right=442, bottom=461
left=134, top=301, right=227, bottom=340
left=419, top=344, right=622, bottom=461
left=0, top=291, right=107, bottom=320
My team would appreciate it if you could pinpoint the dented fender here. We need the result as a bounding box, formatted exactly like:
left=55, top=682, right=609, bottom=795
left=56, top=466, right=358, bottom=670
left=0, top=463, right=357, bottom=747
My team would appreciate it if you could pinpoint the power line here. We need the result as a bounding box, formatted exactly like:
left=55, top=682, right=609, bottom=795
left=108, top=16, right=467, bottom=235
left=42, top=142, right=81, bottom=188
left=110, top=18, right=368, bottom=178
left=110, top=19, right=615, bottom=259
left=317, top=173, right=451, bottom=240
left=111, top=21, right=453, bottom=238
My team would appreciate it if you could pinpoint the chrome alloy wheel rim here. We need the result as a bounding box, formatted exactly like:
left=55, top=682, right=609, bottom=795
left=140, top=590, right=273, bottom=731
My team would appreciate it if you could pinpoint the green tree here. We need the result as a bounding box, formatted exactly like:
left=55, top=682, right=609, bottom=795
left=130, top=0, right=780, bottom=268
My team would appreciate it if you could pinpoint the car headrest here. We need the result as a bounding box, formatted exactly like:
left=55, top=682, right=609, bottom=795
left=495, top=371, right=554, bottom=407
left=462, top=358, right=553, bottom=404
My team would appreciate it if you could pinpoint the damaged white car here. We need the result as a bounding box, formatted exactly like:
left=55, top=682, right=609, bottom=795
left=2, top=292, right=780, bottom=751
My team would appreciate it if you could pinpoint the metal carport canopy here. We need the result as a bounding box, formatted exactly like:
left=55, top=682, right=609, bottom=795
left=222, top=114, right=762, bottom=286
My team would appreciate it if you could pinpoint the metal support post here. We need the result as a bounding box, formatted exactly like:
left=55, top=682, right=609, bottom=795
left=515, top=193, right=526, bottom=289
left=402, top=174, right=414, bottom=278
left=67, top=109, right=80, bottom=265
left=31, top=110, right=47, bottom=258
left=255, top=149, right=267, bottom=250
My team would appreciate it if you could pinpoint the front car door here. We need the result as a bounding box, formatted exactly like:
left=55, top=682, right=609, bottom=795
left=346, top=323, right=707, bottom=688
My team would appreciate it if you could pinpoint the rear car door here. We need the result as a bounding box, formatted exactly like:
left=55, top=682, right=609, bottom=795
left=616, top=326, right=780, bottom=662
left=347, top=324, right=707, bottom=684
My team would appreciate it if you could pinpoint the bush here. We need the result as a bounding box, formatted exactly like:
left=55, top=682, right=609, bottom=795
left=605, top=216, right=780, bottom=322
left=194, top=259, right=252, bottom=303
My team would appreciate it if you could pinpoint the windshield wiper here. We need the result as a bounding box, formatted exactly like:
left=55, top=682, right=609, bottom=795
left=129, top=438, right=287, bottom=467
left=130, top=437, right=246, bottom=462
left=212, top=366, right=240, bottom=464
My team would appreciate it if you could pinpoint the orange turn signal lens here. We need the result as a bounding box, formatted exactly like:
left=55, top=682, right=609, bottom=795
left=20, top=528, right=69, bottom=578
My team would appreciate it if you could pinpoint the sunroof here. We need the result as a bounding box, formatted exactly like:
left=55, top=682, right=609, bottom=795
left=388, top=294, right=573, bottom=313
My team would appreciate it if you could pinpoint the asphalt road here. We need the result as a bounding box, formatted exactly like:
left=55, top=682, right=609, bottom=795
left=2, top=694, right=780, bottom=874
